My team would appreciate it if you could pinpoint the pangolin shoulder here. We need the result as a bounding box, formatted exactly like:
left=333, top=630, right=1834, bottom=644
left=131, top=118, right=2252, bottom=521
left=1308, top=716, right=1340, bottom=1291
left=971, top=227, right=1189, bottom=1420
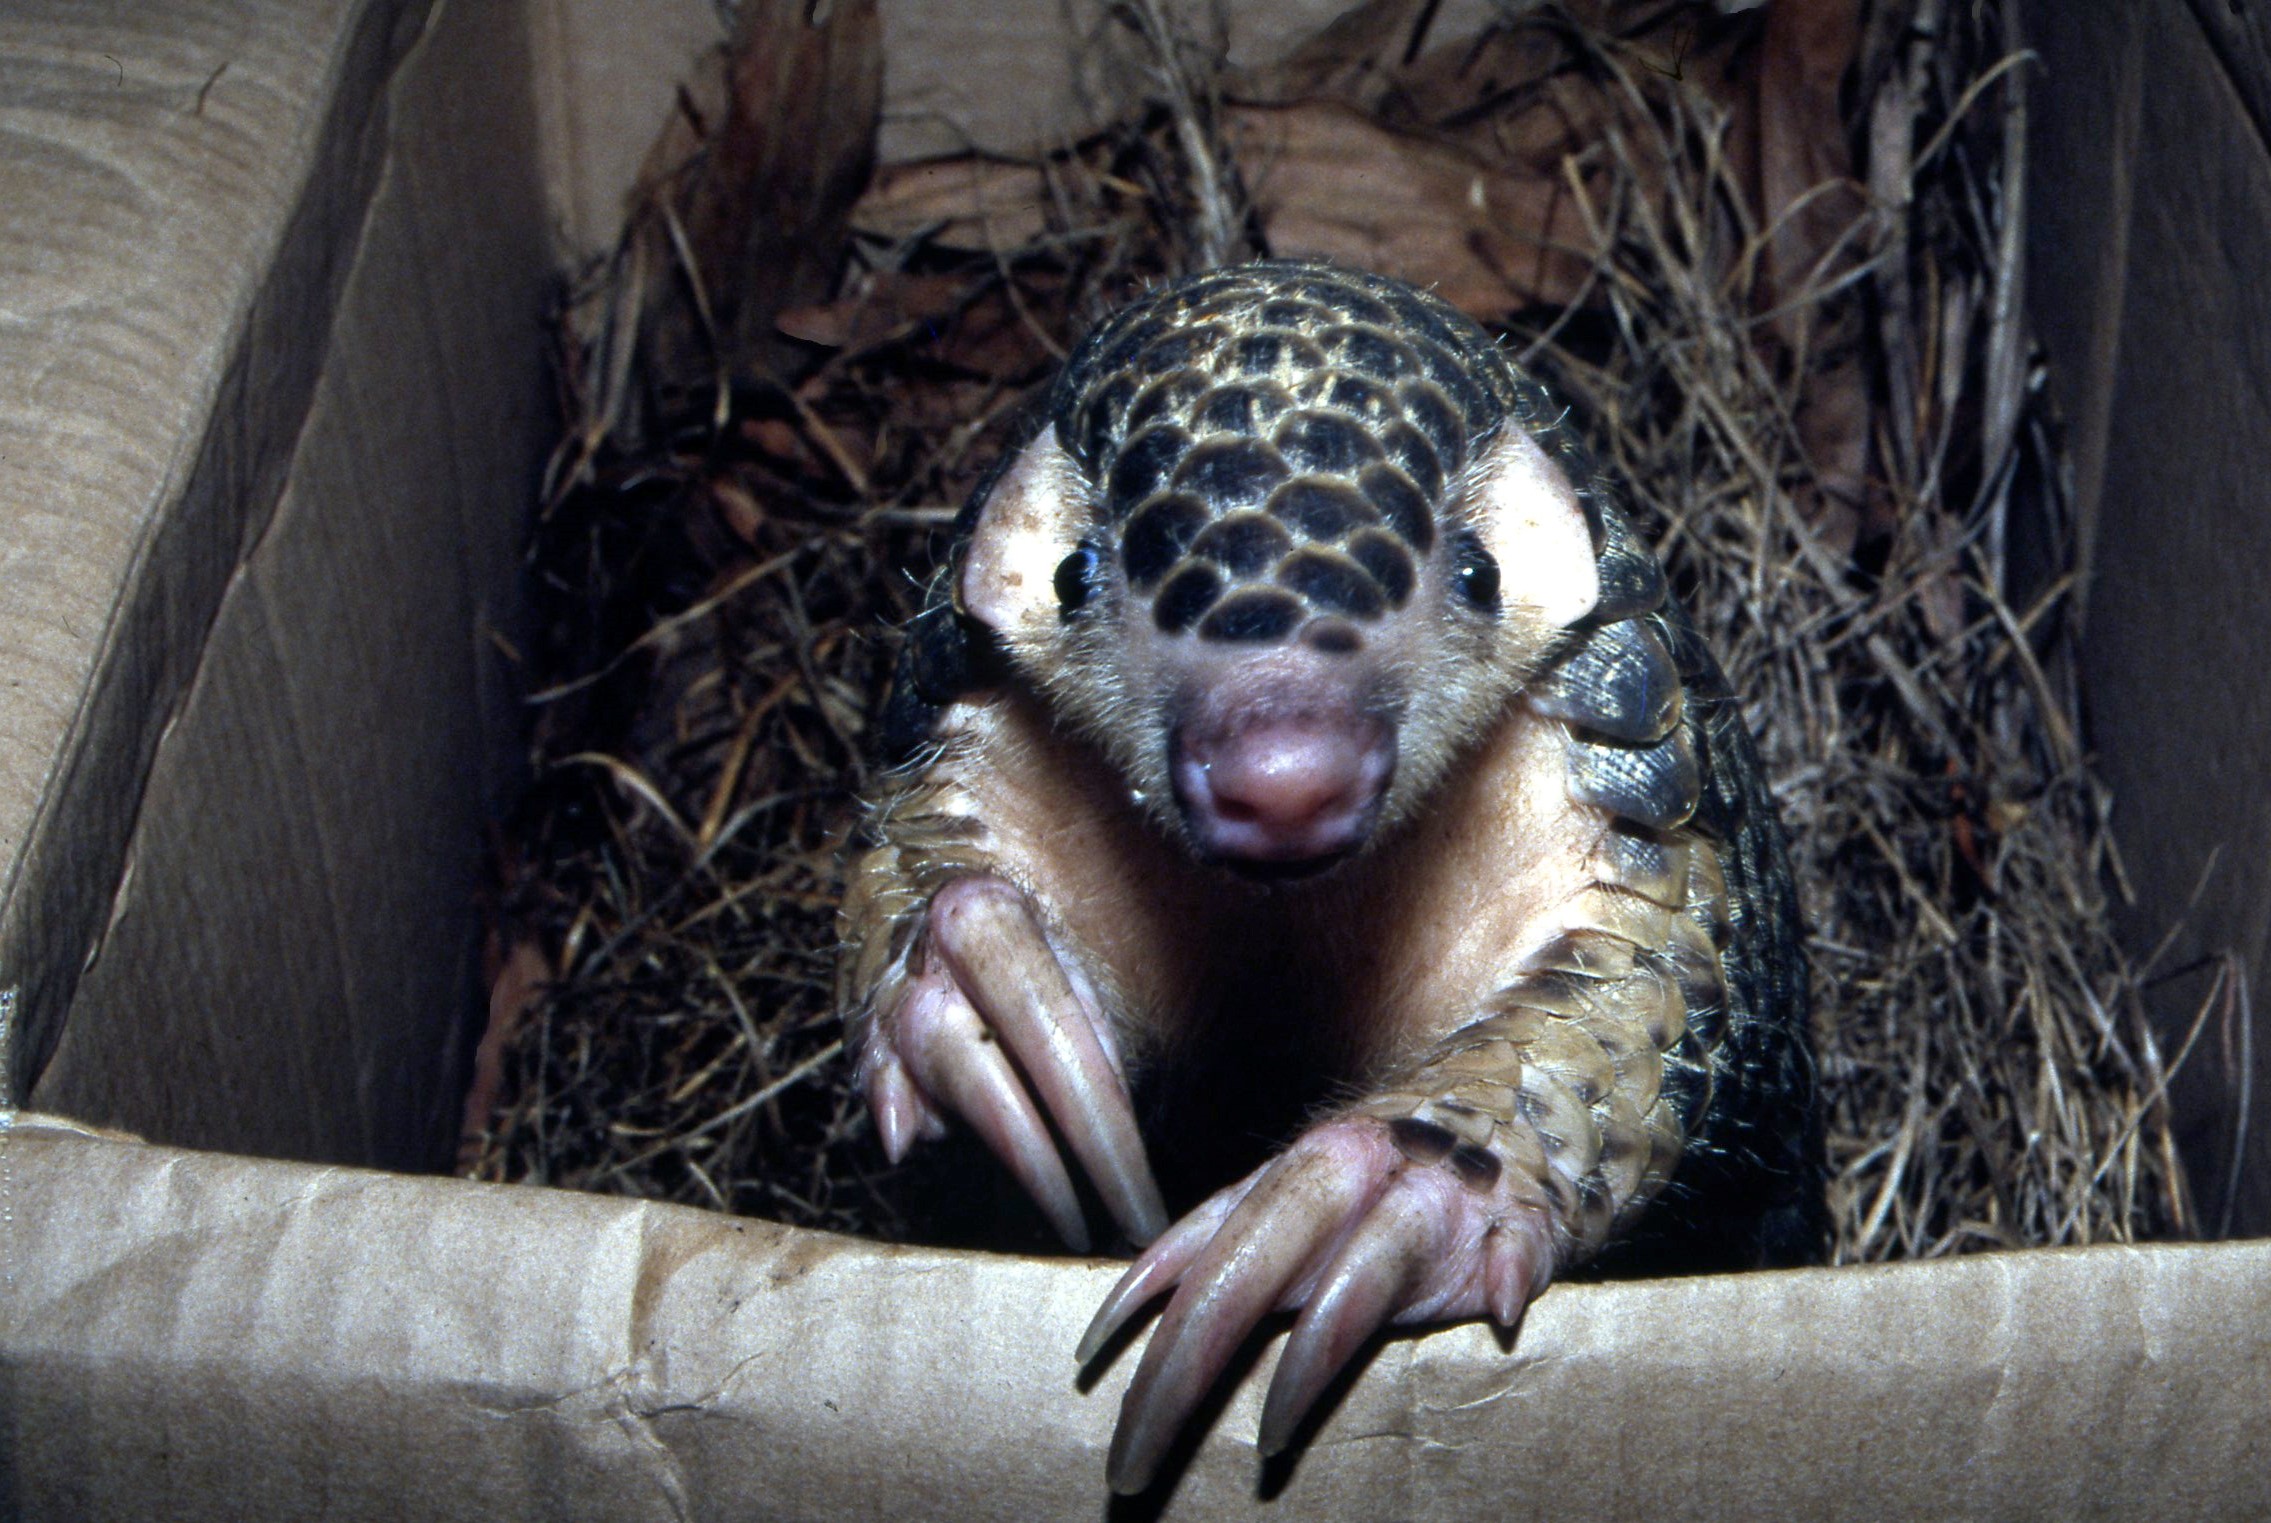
left=1540, top=556, right=1822, bottom=1270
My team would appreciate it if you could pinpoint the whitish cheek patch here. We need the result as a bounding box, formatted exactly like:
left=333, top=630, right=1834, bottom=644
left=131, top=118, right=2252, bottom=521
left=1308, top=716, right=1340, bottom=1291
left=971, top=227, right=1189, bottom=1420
left=959, top=430, right=1088, bottom=642
left=1470, top=434, right=1599, bottom=630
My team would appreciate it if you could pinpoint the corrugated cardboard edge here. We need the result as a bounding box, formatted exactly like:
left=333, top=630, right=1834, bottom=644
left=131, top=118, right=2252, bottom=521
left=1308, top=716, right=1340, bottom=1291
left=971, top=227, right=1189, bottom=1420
left=24, top=0, right=550, bottom=1169
left=2019, top=0, right=2271, bottom=1233
left=0, top=0, right=433, bottom=1107
left=4, top=1118, right=2266, bottom=1521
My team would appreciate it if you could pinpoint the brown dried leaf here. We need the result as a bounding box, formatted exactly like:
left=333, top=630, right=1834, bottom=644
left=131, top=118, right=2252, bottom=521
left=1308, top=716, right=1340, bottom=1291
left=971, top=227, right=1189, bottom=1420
left=1227, top=98, right=1601, bottom=319
left=1232, top=0, right=1441, bottom=107
left=1369, top=12, right=1600, bottom=141
left=777, top=270, right=1060, bottom=382
left=1733, top=0, right=1868, bottom=331
left=631, top=1, right=883, bottom=390
left=459, top=937, right=553, bottom=1172
left=850, top=157, right=1053, bottom=251
left=777, top=273, right=968, bottom=348
left=1793, top=346, right=1872, bottom=553
left=708, top=471, right=770, bottom=548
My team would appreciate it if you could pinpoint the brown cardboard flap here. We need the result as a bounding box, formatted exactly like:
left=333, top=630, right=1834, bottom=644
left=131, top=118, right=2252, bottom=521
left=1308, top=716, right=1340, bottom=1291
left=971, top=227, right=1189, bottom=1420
left=14, top=0, right=549, bottom=1169
left=7, top=1118, right=2267, bottom=1521
left=0, top=0, right=431, bottom=1109
left=2021, top=0, right=2271, bottom=1236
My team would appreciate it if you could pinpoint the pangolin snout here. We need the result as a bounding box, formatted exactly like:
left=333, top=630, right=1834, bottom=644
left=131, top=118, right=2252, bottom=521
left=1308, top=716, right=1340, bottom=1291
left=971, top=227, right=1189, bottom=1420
left=1171, top=712, right=1395, bottom=870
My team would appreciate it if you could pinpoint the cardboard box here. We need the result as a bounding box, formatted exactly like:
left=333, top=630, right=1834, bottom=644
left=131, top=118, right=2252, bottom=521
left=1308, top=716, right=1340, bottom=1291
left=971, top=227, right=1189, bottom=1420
left=2, top=1, right=2266, bottom=1515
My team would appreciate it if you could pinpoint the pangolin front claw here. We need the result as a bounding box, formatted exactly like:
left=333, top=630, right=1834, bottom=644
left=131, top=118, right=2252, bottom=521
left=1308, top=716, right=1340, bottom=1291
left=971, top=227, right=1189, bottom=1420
left=855, top=874, right=1169, bottom=1251
left=1088, top=1117, right=1554, bottom=1495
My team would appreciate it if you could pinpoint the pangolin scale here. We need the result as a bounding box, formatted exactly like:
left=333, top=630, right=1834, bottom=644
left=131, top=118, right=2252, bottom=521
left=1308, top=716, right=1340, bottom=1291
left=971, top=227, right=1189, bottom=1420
left=842, top=260, right=1823, bottom=1491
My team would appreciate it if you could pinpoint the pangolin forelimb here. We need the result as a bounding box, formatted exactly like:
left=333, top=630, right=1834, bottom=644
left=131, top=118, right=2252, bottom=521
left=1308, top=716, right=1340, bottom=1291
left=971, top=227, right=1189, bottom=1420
left=851, top=872, right=1169, bottom=1251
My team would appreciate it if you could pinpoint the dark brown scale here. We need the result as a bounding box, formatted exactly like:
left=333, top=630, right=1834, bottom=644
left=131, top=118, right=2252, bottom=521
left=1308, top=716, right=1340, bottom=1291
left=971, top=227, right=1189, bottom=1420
left=1346, top=528, right=1417, bottom=606
left=1291, top=277, right=1394, bottom=323
left=1378, top=285, right=1459, bottom=343
left=1687, top=869, right=1735, bottom=948
left=1268, top=477, right=1374, bottom=542
left=1228, top=332, right=1284, bottom=376
left=1378, top=421, right=1443, bottom=496
left=1357, top=462, right=1434, bottom=548
left=1592, top=502, right=1668, bottom=619
left=1172, top=437, right=1289, bottom=509
left=1276, top=410, right=1385, bottom=475
left=1109, top=425, right=1192, bottom=516
left=1278, top=548, right=1386, bottom=619
left=1088, top=317, right=1170, bottom=399
left=1319, top=324, right=1415, bottom=379
left=1449, top=1144, right=1503, bottom=1191
left=1565, top=726, right=1702, bottom=832
left=1153, top=564, right=1222, bottom=633
left=1139, top=323, right=1229, bottom=372
left=1682, top=985, right=1731, bottom=1052
left=1416, top=340, right=1495, bottom=432
left=1232, top=330, right=1328, bottom=378
left=1531, top=617, right=1683, bottom=743
left=1388, top=1115, right=1459, bottom=1163
left=1194, top=382, right=1288, bottom=436
left=1122, top=495, right=1209, bottom=588
left=1198, top=589, right=1306, bottom=644
left=1077, top=374, right=1138, bottom=468
left=1184, top=291, right=1249, bottom=322
left=1515, top=1086, right=1569, bottom=1150
left=1127, top=371, right=1210, bottom=432
left=1658, top=1033, right=1716, bottom=1121
left=1190, top=514, right=1293, bottom=576
left=1648, top=940, right=1727, bottom=1031
left=1324, top=373, right=1398, bottom=425
left=1258, top=298, right=1327, bottom=328
left=1397, top=381, right=1466, bottom=471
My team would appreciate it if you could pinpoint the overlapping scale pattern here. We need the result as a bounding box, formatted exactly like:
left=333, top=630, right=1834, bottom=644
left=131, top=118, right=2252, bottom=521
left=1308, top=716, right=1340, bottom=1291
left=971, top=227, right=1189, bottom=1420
left=1050, top=261, right=1554, bottom=640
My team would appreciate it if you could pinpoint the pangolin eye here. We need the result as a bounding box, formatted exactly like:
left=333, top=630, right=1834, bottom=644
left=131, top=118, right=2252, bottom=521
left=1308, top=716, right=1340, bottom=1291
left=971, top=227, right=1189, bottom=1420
left=1449, top=531, right=1501, bottom=613
left=1054, top=544, right=1101, bottom=616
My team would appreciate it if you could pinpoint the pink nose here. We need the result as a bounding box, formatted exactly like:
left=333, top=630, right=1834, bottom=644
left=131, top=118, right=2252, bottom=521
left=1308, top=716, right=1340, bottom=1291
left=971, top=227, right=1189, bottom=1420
left=1173, top=715, right=1395, bottom=866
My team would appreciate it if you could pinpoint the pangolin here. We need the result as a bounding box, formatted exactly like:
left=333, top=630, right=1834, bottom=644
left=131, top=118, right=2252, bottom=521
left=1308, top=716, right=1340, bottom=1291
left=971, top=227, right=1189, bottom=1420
left=839, top=259, right=1823, bottom=1493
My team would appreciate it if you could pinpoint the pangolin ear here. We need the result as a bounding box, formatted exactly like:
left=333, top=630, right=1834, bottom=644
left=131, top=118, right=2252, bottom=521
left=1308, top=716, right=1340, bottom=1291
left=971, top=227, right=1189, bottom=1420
left=1467, top=427, right=1600, bottom=630
left=958, top=424, right=1088, bottom=649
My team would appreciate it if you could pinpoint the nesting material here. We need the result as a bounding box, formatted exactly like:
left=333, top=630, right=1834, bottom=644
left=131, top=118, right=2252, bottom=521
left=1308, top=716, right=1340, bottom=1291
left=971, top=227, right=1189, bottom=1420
left=465, top=0, right=2198, bottom=1262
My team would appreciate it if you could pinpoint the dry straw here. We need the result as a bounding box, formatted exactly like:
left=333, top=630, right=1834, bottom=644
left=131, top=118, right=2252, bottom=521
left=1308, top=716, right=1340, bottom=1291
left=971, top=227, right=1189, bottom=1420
left=468, top=0, right=2203, bottom=1262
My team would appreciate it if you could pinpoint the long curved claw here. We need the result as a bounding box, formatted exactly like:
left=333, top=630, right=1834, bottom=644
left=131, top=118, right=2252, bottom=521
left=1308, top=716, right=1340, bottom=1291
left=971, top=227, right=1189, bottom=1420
left=866, top=1059, right=923, bottom=1165
left=1257, top=1187, right=1436, bottom=1457
left=1484, top=1221, right=1546, bottom=1328
left=933, top=877, right=1170, bottom=1245
left=1077, top=1187, right=1245, bottom=1365
left=1107, top=1138, right=1387, bottom=1495
left=892, top=968, right=1091, bottom=1251
left=1094, top=1116, right=1560, bottom=1495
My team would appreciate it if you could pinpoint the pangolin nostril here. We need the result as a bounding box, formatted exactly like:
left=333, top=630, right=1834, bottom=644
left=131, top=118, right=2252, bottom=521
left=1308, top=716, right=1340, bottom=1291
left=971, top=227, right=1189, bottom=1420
left=1171, top=715, right=1395, bottom=865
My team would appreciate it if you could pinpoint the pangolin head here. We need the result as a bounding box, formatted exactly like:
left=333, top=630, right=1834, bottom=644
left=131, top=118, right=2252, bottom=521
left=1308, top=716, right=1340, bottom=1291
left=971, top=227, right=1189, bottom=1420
left=956, top=261, right=1607, bottom=874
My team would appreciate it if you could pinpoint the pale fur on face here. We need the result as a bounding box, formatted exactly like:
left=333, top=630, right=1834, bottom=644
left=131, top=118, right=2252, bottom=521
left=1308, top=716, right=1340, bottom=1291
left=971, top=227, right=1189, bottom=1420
left=955, top=423, right=1600, bottom=860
